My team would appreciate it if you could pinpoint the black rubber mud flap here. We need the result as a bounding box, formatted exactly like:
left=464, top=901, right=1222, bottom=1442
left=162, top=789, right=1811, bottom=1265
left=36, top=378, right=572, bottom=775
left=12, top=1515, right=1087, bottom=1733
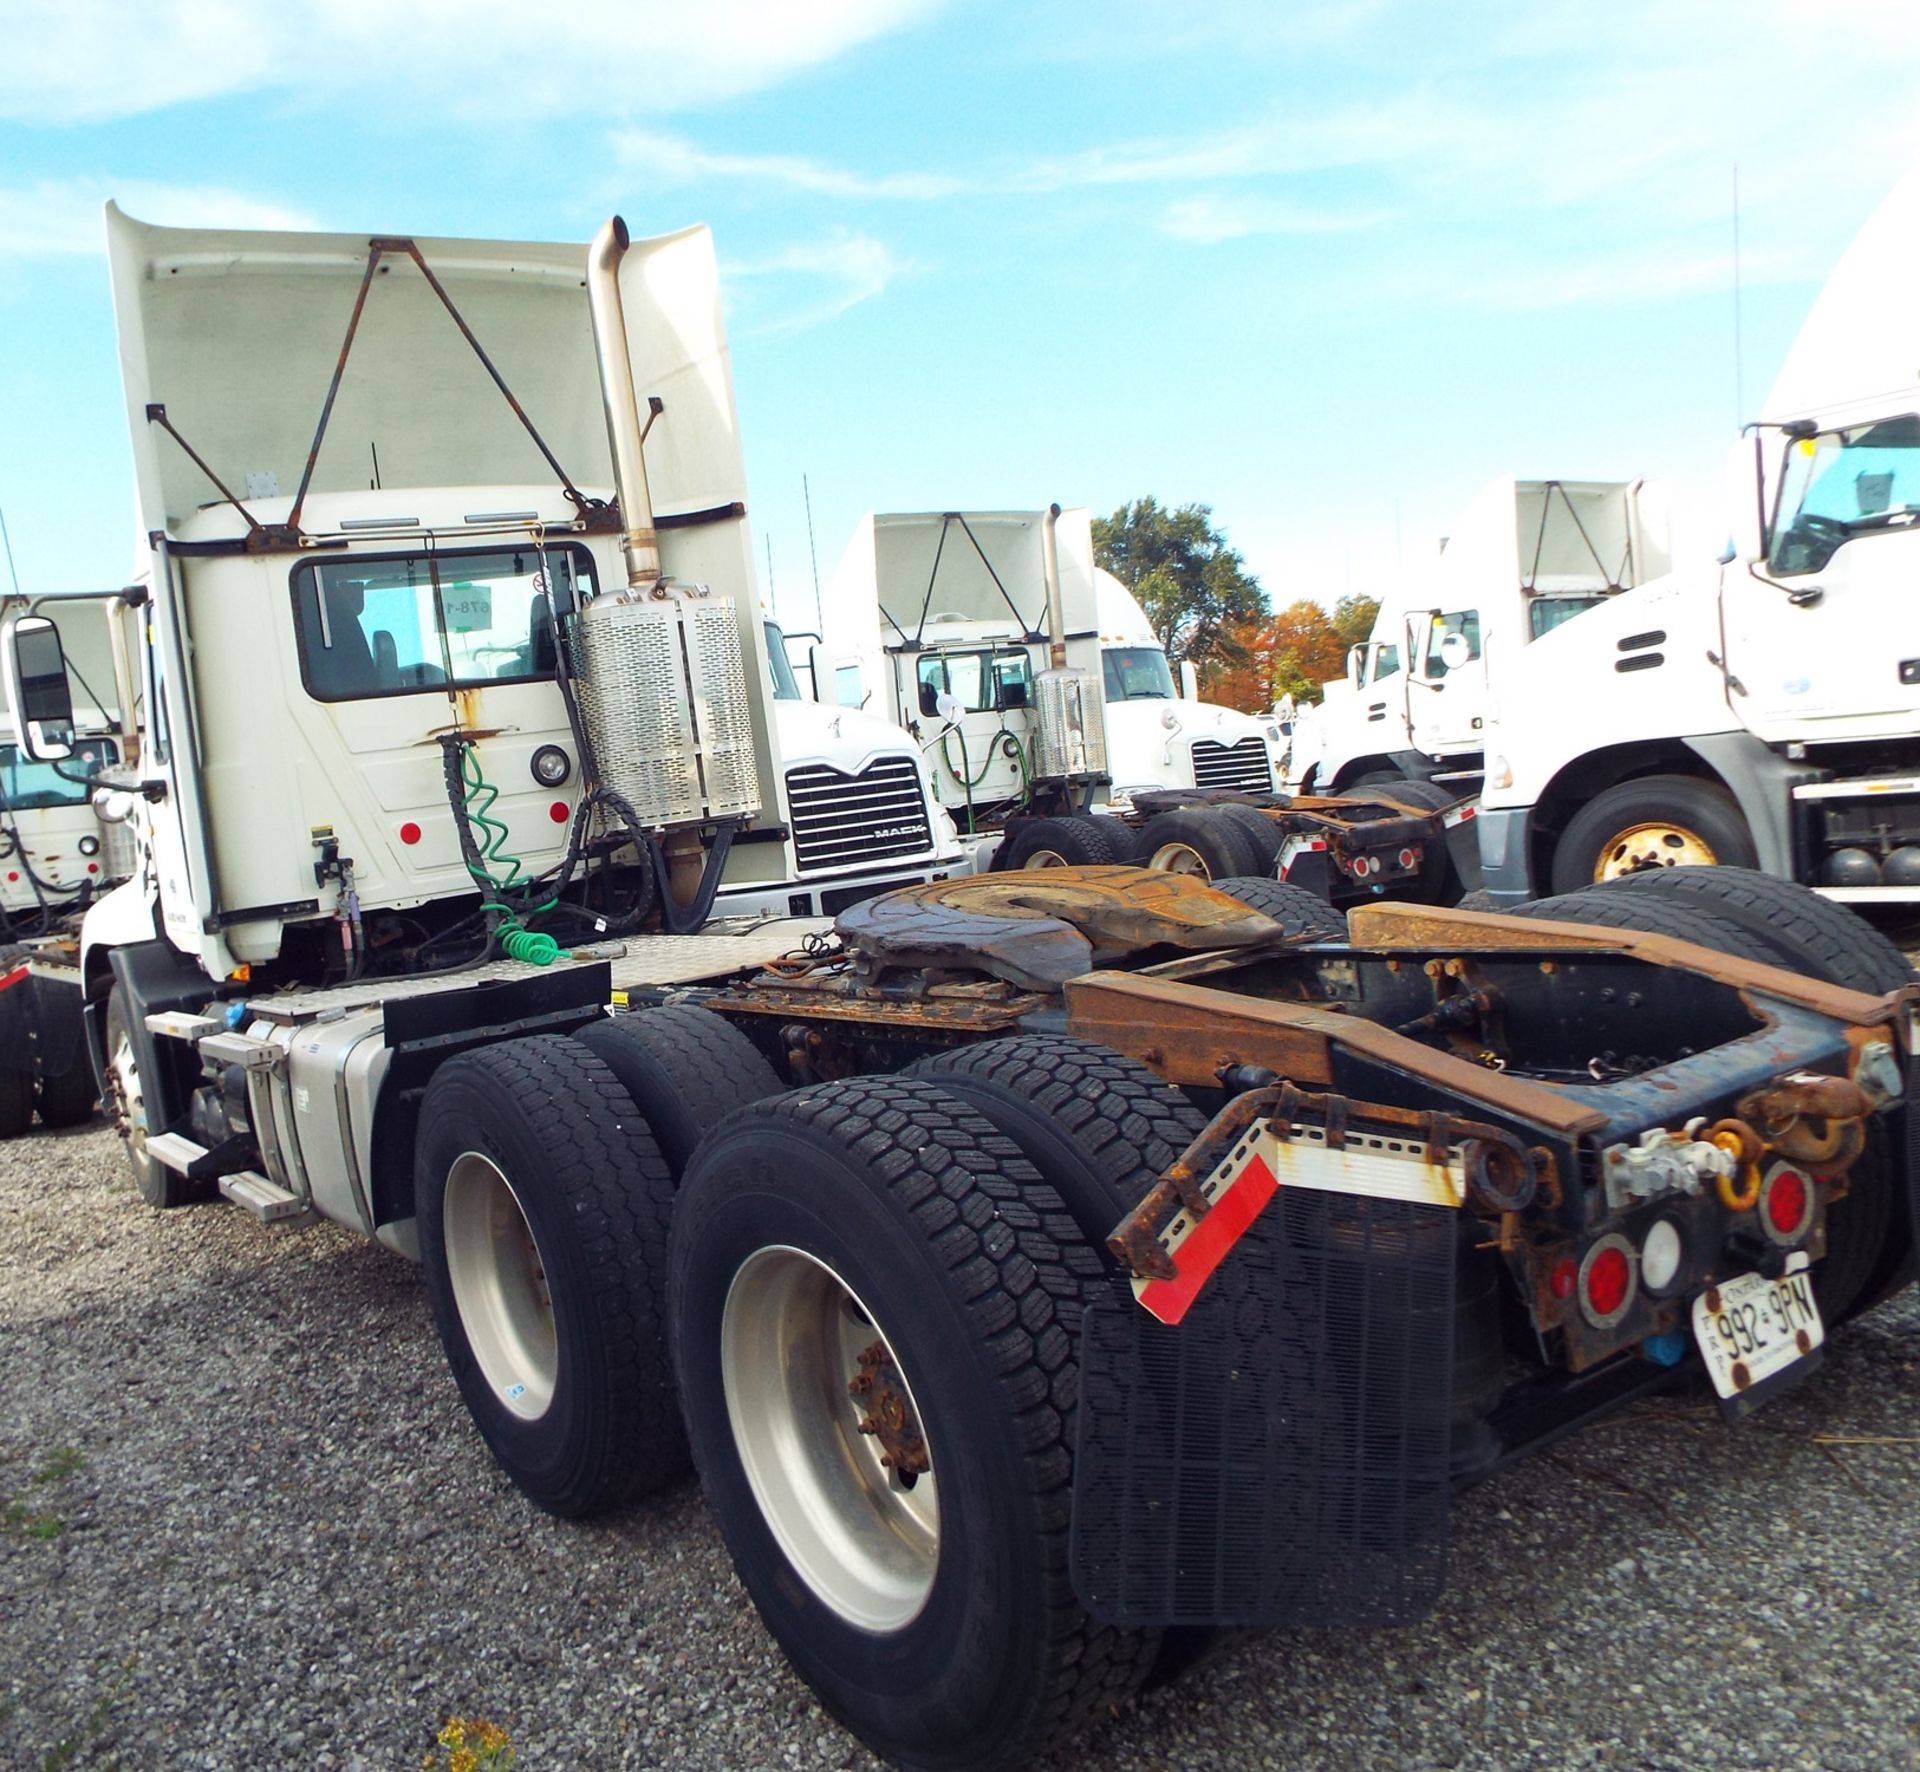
left=1070, top=1187, right=1457, bottom=1628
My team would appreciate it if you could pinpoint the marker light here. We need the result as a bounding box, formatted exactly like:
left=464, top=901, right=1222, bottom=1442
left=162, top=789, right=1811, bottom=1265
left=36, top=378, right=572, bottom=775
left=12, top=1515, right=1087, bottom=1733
left=531, top=744, right=571, bottom=788
left=77, top=835, right=101, bottom=857
left=1760, top=1163, right=1815, bottom=1244
left=1640, top=1218, right=1686, bottom=1295
left=1578, top=1234, right=1638, bottom=1328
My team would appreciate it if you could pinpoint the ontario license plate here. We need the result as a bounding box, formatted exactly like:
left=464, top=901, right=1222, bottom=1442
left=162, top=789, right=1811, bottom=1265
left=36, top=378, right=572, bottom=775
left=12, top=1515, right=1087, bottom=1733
left=1691, top=1266, right=1823, bottom=1400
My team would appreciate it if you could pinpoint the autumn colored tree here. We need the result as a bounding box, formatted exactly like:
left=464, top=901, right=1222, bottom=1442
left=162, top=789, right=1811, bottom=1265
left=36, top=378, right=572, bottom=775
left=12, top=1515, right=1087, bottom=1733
left=1331, top=592, right=1380, bottom=649
left=1093, top=497, right=1267, bottom=665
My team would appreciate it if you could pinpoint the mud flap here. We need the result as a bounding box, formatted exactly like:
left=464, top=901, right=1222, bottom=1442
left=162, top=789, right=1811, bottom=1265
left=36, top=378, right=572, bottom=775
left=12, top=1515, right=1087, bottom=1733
left=1070, top=1187, right=1457, bottom=1627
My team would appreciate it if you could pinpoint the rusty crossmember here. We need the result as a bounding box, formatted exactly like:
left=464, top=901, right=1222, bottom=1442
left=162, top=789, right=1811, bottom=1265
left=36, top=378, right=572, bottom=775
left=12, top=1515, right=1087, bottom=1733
left=1105, top=1081, right=1555, bottom=1283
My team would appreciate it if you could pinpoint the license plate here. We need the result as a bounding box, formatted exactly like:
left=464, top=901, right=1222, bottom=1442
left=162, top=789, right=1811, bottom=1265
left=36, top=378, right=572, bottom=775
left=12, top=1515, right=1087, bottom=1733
left=1691, top=1266, right=1823, bottom=1399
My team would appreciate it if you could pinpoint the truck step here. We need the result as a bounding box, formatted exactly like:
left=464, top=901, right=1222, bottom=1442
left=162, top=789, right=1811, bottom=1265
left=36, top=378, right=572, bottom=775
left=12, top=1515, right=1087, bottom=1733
left=143, top=1131, right=209, bottom=1174
left=217, top=1171, right=309, bottom=1223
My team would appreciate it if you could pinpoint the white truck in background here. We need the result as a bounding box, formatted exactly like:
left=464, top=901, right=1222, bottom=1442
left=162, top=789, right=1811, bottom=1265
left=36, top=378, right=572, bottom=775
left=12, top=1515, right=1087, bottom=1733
left=3, top=204, right=964, bottom=1154
left=1283, top=477, right=1672, bottom=797
left=818, top=507, right=1286, bottom=868
left=1477, top=167, right=1920, bottom=904
left=0, top=590, right=144, bottom=1134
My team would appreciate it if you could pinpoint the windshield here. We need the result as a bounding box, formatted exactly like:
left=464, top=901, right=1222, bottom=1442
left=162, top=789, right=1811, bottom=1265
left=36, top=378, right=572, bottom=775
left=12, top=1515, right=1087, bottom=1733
left=764, top=623, right=805, bottom=701
left=291, top=544, right=589, bottom=701
left=917, top=649, right=1033, bottom=715
left=0, top=737, right=117, bottom=810
left=1528, top=595, right=1606, bottom=640
left=1768, top=414, right=1920, bottom=577
left=1102, top=647, right=1176, bottom=701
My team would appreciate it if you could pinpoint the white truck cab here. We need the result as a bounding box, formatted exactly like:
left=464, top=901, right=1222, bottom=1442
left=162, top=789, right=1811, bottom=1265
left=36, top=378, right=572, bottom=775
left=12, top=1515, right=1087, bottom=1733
left=1285, top=478, right=1671, bottom=798
left=1092, top=569, right=1288, bottom=801
left=822, top=509, right=1285, bottom=852
left=37, top=205, right=959, bottom=1006
left=1477, top=168, right=1920, bottom=903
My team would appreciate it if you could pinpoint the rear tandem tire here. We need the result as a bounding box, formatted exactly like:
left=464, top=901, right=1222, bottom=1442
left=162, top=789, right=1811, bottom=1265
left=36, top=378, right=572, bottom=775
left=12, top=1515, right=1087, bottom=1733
left=34, top=984, right=98, bottom=1128
left=998, top=814, right=1135, bottom=870
left=1209, top=875, right=1349, bottom=939
left=669, top=1078, right=1157, bottom=1770
left=573, top=1003, right=784, bottom=1180
left=415, top=1035, right=687, bottom=1517
left=906, top=1033, right=1208, bottom=1246
left=0, top=968, right=33, bottom=1139
left=1135, top=808, right=1263, bottom=881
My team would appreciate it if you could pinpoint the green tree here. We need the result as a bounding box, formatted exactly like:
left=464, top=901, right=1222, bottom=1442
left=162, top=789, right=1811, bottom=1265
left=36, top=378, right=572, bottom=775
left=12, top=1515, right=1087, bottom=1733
left=1093, top=497, right=1267, bottom=664
left=1331, top=592, right=1379, bottom=649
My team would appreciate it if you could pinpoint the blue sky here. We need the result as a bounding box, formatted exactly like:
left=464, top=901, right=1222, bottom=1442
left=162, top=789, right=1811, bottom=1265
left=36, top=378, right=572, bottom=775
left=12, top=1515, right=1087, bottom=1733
left=4, top=0, right=1919, bottom=633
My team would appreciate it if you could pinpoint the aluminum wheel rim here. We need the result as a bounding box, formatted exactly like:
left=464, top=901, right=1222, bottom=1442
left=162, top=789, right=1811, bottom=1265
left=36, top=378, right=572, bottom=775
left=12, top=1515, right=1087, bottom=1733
left=443, top=1152, right=557, bottom=1421
left=1146, top=840, right=1213, bottom=878
left=1593, top=822, right=1718, bottom=880
left=721, top=1245, right=939, bottom=1632
left=1021, top=848, right=1071, bottom=868
left=108, top=1022, right=151, bottom=1185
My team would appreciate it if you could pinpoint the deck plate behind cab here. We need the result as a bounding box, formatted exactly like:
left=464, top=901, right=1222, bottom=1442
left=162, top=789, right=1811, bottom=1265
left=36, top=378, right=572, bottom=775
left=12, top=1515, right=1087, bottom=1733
left=832, top=865, right=1285, bottom=992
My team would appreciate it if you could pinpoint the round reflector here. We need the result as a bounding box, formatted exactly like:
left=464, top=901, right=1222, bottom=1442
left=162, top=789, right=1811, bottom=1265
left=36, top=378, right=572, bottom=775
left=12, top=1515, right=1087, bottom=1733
left=399, top=822, right=422, bottom=846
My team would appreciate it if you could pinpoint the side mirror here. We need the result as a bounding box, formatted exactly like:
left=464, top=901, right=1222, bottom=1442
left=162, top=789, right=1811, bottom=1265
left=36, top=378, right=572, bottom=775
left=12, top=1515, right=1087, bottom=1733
left=1725, top=432, right=1767, bottom=565
left=2, top=616, right=76, bottom=760
left=805, top=642, right=832, bottom=703
left=1437, top=630, right=1473, bottom=671
left=998, top=678, right=1029, bottom=711
left=918, top=680, right=941, bottom=718
left=1346, top=645, right=1363, bottom=689
left=1178, top=659, right=1199, bottom=702
left=936, top=690, right=964, bottom=725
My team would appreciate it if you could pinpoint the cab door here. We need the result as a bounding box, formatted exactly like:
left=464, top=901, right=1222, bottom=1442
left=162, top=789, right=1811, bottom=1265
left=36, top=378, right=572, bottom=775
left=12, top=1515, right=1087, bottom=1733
left=1404, top=608, right=1485, bottom=757
left=1723, top=416, right=1920, bottom=739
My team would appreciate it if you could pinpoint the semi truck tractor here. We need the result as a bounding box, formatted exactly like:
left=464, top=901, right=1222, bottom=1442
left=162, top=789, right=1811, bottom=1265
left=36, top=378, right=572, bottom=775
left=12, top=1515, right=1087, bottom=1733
left=22, top=200, right=1919, bottom=1772
left=1284, top=476, right=1672, bottom=798
left=820, top=506, right=1289, bottom=873
left=1478, top=168, right=1920, bottom=903
left=0, top=589, right=144, bottom=1133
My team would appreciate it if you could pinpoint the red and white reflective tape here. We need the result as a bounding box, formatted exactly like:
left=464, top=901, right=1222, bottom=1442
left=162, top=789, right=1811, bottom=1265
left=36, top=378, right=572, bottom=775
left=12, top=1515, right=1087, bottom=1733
left=1132, top=1121, right=1465, bottom=1327
left=0, top=964, right=30, bottom=996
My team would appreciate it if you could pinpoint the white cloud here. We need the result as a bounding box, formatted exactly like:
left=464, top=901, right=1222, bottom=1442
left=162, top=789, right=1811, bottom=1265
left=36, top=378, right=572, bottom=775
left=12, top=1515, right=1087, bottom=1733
left=726, top=232, right=914, bottom=336
left=0, top=178, right=321, bottom=257
left=1159, top=194, right=1385, bottom=244
left=0, top=0, right=942, bottom=124
left=615, top=131, right=965, bottom=201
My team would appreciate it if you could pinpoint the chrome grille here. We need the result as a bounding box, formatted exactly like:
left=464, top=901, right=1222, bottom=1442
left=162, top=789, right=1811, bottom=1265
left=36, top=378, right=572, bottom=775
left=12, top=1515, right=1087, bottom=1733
left=786, top=757, right=933, bottom=874
left=1191, top=737, right=1273, bottom=793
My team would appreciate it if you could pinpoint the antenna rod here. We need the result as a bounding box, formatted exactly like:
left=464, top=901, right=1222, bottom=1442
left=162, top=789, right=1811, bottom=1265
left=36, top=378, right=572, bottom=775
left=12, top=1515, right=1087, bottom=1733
left=803, top=474, right=823, bottom=632
left=0, top=504, right=20, bottom=598
left=1732, top=163, right=1745, bottom=426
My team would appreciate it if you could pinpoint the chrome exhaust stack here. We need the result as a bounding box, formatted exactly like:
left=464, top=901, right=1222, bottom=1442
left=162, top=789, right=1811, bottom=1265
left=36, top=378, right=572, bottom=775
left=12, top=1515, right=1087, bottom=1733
left=587, top=216, right=663, bottom=595
left=1040, top=501, right=1068, bottom=671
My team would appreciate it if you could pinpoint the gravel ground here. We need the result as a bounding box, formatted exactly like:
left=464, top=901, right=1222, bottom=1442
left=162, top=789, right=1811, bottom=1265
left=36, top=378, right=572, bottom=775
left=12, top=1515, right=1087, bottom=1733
left=4, top=1123, right=1919, bottom=1771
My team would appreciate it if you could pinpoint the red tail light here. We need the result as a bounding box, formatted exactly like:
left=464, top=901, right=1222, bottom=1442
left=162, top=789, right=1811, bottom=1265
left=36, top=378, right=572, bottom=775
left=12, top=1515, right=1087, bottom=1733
left=1577, top=1234, right=1637, bottom=1328
left=1759, top=1163, right=1814, bottom=1243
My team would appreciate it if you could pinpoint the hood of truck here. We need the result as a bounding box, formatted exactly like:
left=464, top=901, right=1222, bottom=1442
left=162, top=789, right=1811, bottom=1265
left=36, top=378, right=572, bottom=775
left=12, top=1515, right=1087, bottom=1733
left=773, top=695, right=933, bottom=777
left=105, top=203, right=750, bottom=547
